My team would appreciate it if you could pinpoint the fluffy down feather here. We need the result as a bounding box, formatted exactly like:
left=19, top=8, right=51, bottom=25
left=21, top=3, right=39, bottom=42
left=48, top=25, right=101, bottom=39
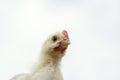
left=10, top=30, right=70, bottom=80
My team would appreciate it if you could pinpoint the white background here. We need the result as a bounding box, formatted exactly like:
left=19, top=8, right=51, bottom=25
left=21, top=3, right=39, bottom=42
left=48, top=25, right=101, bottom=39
left=0, top=0, right=120, bottom=80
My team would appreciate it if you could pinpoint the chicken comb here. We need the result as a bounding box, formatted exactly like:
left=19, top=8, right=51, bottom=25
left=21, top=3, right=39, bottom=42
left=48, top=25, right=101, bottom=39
left=62, top=30, right=69, bottom=39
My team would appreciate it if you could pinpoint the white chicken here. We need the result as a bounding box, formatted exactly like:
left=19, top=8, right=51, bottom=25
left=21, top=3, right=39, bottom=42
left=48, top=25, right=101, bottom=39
left=10, top=30, right=70, bottom=80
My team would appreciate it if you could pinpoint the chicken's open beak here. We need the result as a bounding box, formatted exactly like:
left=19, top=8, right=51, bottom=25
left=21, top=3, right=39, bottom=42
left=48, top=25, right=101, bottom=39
left=54, top=38, right=70, bottom=53
left=53, top=30, right=70, bottom=53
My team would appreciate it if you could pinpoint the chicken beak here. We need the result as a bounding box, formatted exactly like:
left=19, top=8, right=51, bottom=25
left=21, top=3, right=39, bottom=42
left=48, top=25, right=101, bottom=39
left=61, top=38, right=70, bottom=47
left=67, top=39, right=70, bottom=45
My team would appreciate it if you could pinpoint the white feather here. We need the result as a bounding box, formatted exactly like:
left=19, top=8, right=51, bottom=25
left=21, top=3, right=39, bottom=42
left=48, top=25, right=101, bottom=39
left=10, top=30, right=70, bottom=80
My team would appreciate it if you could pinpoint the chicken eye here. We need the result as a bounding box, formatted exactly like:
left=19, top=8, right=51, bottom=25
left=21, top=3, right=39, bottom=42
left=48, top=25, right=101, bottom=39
left=52, top=36, right=58, bottom=42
